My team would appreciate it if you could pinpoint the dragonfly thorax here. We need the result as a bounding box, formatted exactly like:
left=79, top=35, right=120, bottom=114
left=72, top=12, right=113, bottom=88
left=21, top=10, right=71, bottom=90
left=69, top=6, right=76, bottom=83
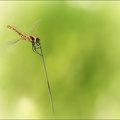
left=29, top=35, right=40, bottom=46
left=29, top=35, right=36, bottom=41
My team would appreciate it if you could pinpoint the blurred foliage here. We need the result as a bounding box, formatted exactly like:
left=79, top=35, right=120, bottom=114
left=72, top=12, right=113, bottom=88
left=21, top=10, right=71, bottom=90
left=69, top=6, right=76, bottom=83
left=1, top=1, right=120, bottom=119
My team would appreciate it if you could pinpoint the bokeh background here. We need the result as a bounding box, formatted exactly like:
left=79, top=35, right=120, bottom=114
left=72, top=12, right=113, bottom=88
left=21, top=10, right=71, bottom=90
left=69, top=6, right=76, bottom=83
left=0, top=1, right=120, bottom=119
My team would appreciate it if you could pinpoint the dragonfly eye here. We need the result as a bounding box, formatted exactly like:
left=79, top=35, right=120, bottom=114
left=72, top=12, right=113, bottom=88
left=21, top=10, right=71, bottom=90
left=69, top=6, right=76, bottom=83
left=36, top=37, right=40, bottom=41
left=36, top=37, right=40, bottom=46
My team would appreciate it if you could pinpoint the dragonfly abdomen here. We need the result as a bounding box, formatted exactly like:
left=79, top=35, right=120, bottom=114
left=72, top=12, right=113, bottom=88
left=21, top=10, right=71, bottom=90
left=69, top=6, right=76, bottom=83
left=7, top=25, right=26, bottom=39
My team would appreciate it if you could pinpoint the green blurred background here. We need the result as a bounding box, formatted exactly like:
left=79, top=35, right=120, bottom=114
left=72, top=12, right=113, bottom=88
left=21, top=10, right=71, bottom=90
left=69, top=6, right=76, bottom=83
left=1, top=1, right=120, bottom=119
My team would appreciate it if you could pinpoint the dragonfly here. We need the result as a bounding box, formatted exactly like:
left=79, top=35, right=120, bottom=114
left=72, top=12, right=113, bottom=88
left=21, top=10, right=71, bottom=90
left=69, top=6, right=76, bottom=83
left=6, top=20, right=55, bottom=117
left=7, top=20, right=42, bottom=56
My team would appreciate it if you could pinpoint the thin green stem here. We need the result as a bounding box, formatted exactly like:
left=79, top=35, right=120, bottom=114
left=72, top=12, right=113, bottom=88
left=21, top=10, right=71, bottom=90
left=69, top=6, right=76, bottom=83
left=39, top=43, right=55, bottom=117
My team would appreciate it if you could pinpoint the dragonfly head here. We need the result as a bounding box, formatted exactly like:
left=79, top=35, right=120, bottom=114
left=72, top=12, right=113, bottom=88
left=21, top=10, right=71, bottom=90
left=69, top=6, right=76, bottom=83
left=36, top=37, right=40, bottom=46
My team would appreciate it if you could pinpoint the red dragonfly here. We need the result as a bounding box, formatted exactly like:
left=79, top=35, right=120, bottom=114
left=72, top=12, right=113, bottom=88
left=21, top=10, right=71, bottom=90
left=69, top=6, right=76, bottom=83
left=7, top=20, right=55, bottom=116
left=7, top=20, right=42, bottom=56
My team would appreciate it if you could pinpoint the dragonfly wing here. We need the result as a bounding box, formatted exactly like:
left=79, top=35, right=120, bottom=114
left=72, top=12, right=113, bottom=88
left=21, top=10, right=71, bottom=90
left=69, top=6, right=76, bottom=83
left=7, top=38, right=23, bottom=45
left=28, top=19, right=41, bottom=35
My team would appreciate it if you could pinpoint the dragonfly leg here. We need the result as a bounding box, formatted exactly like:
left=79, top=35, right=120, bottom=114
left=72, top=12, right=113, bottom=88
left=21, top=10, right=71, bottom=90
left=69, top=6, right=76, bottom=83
left=32, top=44, right=42, bottom=56
left=35, top=46, right=40, bottom=49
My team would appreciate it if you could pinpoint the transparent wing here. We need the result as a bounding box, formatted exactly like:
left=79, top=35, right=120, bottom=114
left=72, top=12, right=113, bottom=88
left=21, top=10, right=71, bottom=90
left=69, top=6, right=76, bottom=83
left=7, top=38, right=23, bottom=45
left=28, top=19, right=41, bottom=35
